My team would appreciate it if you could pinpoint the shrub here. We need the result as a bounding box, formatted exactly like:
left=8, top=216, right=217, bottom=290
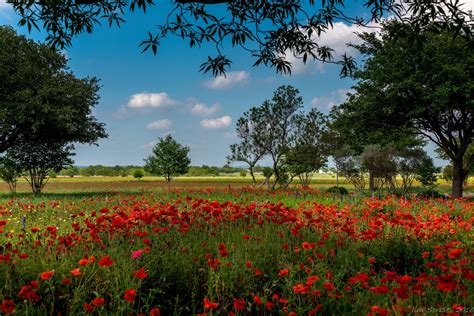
left=327, top=186, right=348, bottom=195
left=132, top=169, right=144, bottom=180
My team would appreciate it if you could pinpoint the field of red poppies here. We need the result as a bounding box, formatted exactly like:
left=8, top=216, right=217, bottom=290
left=0, top=187, right=473, bottom=315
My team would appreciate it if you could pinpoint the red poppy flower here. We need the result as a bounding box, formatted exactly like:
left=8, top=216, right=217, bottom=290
left=448, top=248, right=463, bottom=259
left=92, top=297, right=105, bottom=306
left=84, top=303, right=93, bottom=313
left=149, top=307, right=161, bottom=316
left=98, top=256, right=114, bottom=267
left=133, top=268, right=148, bottom=279
left=40, top=271, right=54, bottom=281
left=278, top=269, right=289, bottom=277
left=203, top=297, right=218, bottom=310
left=124, top=289, right=136, bottom=302
left=253, top=296, right=262, bottom=305
left=1, top=300, right=15, bottom=314
left=233, top=298, right=246, bottom=311
left=71, top=268, right=81, bottom=276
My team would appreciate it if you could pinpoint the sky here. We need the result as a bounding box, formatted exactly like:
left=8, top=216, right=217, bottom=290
left=1, top=1, right=468, bottom=167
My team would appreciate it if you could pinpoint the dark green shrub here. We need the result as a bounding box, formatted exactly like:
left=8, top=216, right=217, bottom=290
left=327, top=186, right=348, bottom=195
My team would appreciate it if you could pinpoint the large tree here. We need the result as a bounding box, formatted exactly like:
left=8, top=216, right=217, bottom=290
left=144, top=134, right=191, bottom=184
left=6, top=1, right=472, bottom=76
left=336, top=22, right=473, bottom=198
left=0, top=26, right=107, bottom=153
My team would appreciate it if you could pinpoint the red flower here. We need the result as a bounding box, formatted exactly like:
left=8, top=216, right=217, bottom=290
left=40, top=271, right=54, bottom=281
left=253, top=296, right=262, bottom=305
left=278, top=269, right=289, bottom=277
left=92, top=297, right=105, bottom=306
left=233, top=298, right=246, bottom=311
left=62, top=279, right=72, bottom=285
left=218, top=243, right=228, bottom=257
left=124, top=289, right=136, bottom=302
left=203, top=297, right=218, bottom=310
left=84, top=303, right=93, bottom=313
left=369, top=285, right=389, bottom=294
left=133, top=268, right=149, bottom=279
left=1, top=300, right=15, bottom=314
left=448, top=248, right=463, bottom=259
left=71, top=268, right=81, bottom=276
left=437, top=281, right=456, bottom=292
left=98, top=256, right=114, bottom=267
left=149, top=307, right=161, bottom=316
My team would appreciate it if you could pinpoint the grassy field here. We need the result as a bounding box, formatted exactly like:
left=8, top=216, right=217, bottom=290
left=1, top=174, right=472, bottom=197
left=0, top=178, right=473, bottom=315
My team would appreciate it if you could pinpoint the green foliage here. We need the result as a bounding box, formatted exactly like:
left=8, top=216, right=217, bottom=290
left=415, top=157, right=440, bottom=189
left=0, top=26, right=107, bottom=153
left=60, top=166, right=79, bottom=177
left=239, top=170, right=246, bottom=177
left=442, top=164, right=453, bottom=183
left=0, top=156, right=22, bottom=193
left=334, top=22, right=473, bottom=197
left=327, top=186, right=348, bottom=195
left=7, top=141, right=74, bottom=195
left=9, top=1, right=471, bottom=77
left=144, top=135, right=191, bottom=183
left=132, top=169, right=145, bottom=180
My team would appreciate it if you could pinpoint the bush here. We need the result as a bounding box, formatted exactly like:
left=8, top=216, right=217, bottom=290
left=132, top=169, right=144, bottom=180
left=327, top=186, right=348, bottom=195
left=239, top=170, right=246, bottom=177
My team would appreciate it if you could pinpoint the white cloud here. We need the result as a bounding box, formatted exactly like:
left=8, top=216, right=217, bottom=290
left=286, top=21, right=380, bottom=75
left=146, top=119, right=172, bottom=130
left=190, top=102, right=220, bottom=116
left=200, top=115, right=232, bottom=129
left=203, top=71, right=249, bottom=90
left=311, top=88, right=354, bottom=111
left=127, top=92, right=177, bottom=109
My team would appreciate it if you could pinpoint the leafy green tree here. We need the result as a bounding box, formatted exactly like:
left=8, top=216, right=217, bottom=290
left=361, top=144, right=398, bottom=196
left=333, top=145, right=365, bottom=192
left=0, top=156, right=22, bottom=194
left=7, top=1, right=471, bottom=76
left=132, top=169, right=145, bottom=180
left=144, top=134, right=191, bottom=184
left=285, top=109, right=329, bottom=187
left=248, top=85, right=303, bottom=189
left=335, top=22, right=473, bottom=197
left=239, top=170, right=247, bottom=177
left=442, top=164, right=454, bottom=183
left=7, top=141, right=74, bottom=195
left=227, top=114, right=266, bottom=185
left=60, top=166, right=79, bottom=177
left=415, top=156, right=440, bottom=189
left=0, top=26, right=107, bottom=153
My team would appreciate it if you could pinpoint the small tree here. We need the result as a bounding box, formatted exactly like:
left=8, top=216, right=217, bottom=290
left=334, top=146, right=366, bottom=192
left=239, top=170, right=247, bottom=178
left=259, top=167, right=274, bottom=189
left=144, top=134, right=190, bottom=184
left=361, top=144, right=398, bottom=196
left=416, top=157, right=440, bottom=189
left=132, top=169, right=144, bottom=180
left=8, top=142, right=74, bottom=195
left=442, top=165, right=453, bottom=183
left=0, top=156, right=22, bottom=194
left=61, top=166, right=79, bottom=177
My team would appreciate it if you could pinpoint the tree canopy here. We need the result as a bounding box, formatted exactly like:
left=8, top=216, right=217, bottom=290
left=7, top=1, right=472, bottom=76
left=144, top=134, right=191, bottom=183
left=333, top=21, right=473, bottom=197
left=0, top=26, right=107, bottom=153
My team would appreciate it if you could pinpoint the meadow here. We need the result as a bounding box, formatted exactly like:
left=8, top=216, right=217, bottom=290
left=0, top=177, right=473, bottom=315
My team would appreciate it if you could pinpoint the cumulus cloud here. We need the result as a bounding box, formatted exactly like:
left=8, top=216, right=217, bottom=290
left=200, top=115, right=232, bottom=129
left=311, top=88, right=354, bottom=111
left=203, top=71, right=249, bottom=90
left=190, top=102, right=220, bottom=116
left=286, top=22, right=380, bottom=75
left=146, top=119, right=172, bottom=130
left=127, top=92, right=177, bottom=109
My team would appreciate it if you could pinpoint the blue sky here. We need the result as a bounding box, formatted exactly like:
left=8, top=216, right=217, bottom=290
left=0, top=1, right=448, bottom=167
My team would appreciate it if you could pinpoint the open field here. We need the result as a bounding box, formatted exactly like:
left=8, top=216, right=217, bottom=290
left=1, top=175, right=473, bottom=196
left=0, top=180, right=473, bottom=315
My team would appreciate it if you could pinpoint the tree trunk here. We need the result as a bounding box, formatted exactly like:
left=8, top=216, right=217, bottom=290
left=369, top=172, right=375, bottom=198
left=249, top=168, right=256, bottom=186
left=271, top=162, right=279, bottom=190
left=452, top=160, right=464, bottom=198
